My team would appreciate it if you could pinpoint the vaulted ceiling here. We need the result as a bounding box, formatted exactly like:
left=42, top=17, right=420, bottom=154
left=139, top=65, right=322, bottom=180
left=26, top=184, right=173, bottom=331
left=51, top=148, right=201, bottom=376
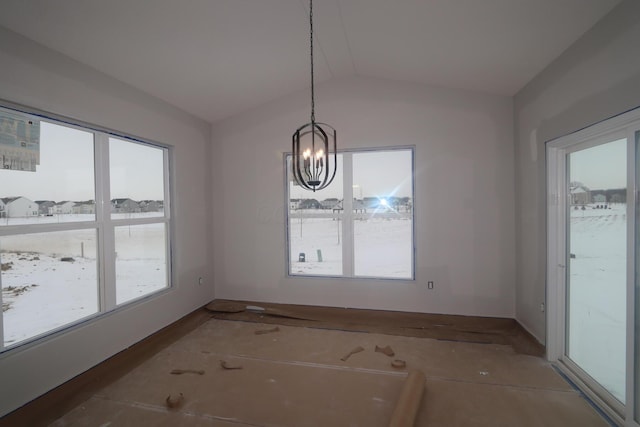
left=0, top=0, right=621, bottom=123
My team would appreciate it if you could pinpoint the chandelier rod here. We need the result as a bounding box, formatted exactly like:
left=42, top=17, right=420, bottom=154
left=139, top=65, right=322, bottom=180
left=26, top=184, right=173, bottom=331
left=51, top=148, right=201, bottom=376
left=309, top=0, right=315, bottom=123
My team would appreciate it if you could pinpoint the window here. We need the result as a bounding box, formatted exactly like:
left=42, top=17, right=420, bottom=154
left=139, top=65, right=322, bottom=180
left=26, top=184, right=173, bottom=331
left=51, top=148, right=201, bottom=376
left=286, top=147, right=414, bottom=279
left=0, top=105, right=171, bottom=351
left=109, top=137, right=168, bottom=304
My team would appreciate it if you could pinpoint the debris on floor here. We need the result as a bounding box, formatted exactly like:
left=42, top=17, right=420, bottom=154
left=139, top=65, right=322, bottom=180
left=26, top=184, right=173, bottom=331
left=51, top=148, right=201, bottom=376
left=375, top=345, right=395, bottom=357
left=42, top=319, right=606, bottom=427
left=165, top=393, right=185, bottom=409
left=391, top=359, right=407, bottom=369
left=205, top=299, right=547, bottom=357
left=255, top=326, right=280, bottom=335
left=340, top=345, right=365, bottom=361
left=220, top=360, right=243, bottom=370
left=389, top=370, right=426, bottom=427
left=205, top=300, right=316, bottom=321
left=170, top=369, right=205, bottom=375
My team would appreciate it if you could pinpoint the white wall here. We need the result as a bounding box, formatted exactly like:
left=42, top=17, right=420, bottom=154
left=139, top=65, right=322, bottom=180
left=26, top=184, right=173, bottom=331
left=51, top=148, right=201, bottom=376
left=514, top=0, right=640, bottom=343
left=0, top=27, right=214, bottom=416
left=212, top=76, right=515, bottom=317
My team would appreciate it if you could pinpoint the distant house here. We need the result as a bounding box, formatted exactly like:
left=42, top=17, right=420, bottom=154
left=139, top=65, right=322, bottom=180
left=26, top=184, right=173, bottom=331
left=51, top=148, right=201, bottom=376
left=298, top=199, right=321, bottom=210
left=611, top=193, right=625, bottom=204
left=111, top=198, right=140, bottom=213
left=352, top=199, right=366, bottom=213
left=55, top=201, right=76, bottom=215
left=0, top=196, right=38, bottom=218
left=570, top=183, right=590, bottom=206
left=35, top=200, right=56, bottom=216
left=330, top=200, right=344, bottom=213
left=289, top=199, right=301, bottom=210
left=363, top=197, right=379, bottom=209
left=72, top=201, right=96, bottom=215
left=138, top=200, right=162, bottom=213
left=0, top=199, right=5, bottom=218
left=321, top=198, right=341, bottom=209
left=399, top=197, right=412, bottom=212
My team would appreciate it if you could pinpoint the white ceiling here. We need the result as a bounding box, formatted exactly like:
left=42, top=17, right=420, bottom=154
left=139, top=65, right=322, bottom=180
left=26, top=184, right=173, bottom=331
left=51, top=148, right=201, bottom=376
left=0, top=0, right=621, bottom=123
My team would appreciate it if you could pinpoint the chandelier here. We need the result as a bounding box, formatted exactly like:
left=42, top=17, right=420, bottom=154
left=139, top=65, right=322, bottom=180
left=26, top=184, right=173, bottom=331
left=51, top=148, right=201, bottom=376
left=291, top=0, right=337, bottom=192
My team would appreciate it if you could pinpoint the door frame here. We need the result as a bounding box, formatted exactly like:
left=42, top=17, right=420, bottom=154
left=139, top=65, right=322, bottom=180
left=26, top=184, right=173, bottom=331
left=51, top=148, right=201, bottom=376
left=546, top=107, right=640, bottom=426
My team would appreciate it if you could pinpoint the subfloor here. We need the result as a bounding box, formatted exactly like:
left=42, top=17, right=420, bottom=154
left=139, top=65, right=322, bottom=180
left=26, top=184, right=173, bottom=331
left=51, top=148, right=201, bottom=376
left=41, top=304, right=608, bottom=426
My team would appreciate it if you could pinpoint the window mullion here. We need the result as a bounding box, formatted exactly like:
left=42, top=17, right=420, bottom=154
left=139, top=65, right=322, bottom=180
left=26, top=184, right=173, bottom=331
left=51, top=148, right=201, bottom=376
left=343, top=153, right=354, bottom=277
left=94, top=132, right=116, bottom=311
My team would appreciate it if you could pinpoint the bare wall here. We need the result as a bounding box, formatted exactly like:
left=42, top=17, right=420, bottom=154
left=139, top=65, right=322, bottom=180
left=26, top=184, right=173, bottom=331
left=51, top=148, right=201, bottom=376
left=212, top=76, right=515, bottom=318
left=0, top=27, right=214, bottom=416
left=514, top=0, right=640, bottom=343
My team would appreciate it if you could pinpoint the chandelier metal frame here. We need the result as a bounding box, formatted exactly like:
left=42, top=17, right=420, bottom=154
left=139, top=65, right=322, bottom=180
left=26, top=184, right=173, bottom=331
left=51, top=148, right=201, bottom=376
left=291, top=0, right=337, bottom=192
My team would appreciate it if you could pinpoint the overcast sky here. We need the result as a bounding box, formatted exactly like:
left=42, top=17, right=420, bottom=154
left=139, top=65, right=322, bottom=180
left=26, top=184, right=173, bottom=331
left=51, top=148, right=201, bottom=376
left=570, top=138, right=626, bottom=190
left=2, top=115, right=627, bottom=205
left=289, top=149, right=413, bottom=200
left=0, top=121, right=164, bottom=202
left=2, top=117, right=412, bottom=204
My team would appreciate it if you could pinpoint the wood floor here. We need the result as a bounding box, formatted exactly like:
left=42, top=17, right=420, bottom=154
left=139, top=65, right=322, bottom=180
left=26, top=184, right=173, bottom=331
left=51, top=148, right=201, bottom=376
left=0, top=301, right=610, bottom=426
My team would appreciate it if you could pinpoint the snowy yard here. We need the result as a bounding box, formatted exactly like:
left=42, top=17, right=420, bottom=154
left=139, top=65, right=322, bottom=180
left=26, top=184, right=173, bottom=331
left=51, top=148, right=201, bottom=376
left=289, top=215, right=412, bottom=278
left=1, top=220, right=166, bottom=348
left=569, top=204, right=626, bottom=402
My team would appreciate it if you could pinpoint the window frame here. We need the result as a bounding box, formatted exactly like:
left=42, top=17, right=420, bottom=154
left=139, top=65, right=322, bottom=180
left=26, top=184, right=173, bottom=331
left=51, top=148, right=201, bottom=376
left=284, top=145, right=416, bottom=281
left=0, top=101, right=173, bottom=353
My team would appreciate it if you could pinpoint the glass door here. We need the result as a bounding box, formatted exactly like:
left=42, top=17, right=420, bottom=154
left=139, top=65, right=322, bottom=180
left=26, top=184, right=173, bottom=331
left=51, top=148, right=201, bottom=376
left=566, top=137, right=627, bottom=404
left=548, top=108, right=640, bottom=425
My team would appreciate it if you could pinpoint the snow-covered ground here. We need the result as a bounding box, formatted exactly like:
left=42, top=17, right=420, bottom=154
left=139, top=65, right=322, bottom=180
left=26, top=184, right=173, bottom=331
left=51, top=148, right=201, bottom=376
left=289, top=217, right=343, bottom=276
left=569, top=204, right=626, bottom=402
left=1, top=251, right=98, bottom=346
left=289, top=214, right=412, bottom=278
left=1, top=221, right=166, bottom=348
left=0, top=211, right=163, bottom=226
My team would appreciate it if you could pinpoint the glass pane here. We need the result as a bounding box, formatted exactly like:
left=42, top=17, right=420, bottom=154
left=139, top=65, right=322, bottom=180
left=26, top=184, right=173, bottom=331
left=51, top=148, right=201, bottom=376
left=288, top=155, right=344, bottom=214
left=115, top=223, right=167, bottom=305
left=1, top=230, right=98, bottom=348
left=289, top=217, right=342, bottom=276
left=567, top=138, right=626, bottom=402
left=353, top=150, right=413, bottom=278
left=110, top=137, right=165, bottom=219
left=0, top=114, right=95, bottom=226
left=288, top=154, right=343, bottom=276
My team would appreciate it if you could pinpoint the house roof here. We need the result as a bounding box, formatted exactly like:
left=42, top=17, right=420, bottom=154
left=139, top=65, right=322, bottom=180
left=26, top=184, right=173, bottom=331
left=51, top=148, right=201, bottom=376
left=570, top=186, right=590, bottom=194
left=0, top=0, right=621, bottom=123
left=1, top=197, right=22, bottom=204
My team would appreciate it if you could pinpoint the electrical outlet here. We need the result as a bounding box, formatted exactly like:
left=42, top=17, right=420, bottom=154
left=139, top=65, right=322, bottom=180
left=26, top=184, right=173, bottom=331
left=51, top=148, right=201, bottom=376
left=198, top=277, right=204, bottom=286
left=427, top=281, right=434, bottom=290
left=540, top=302, right=545, bottom=312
